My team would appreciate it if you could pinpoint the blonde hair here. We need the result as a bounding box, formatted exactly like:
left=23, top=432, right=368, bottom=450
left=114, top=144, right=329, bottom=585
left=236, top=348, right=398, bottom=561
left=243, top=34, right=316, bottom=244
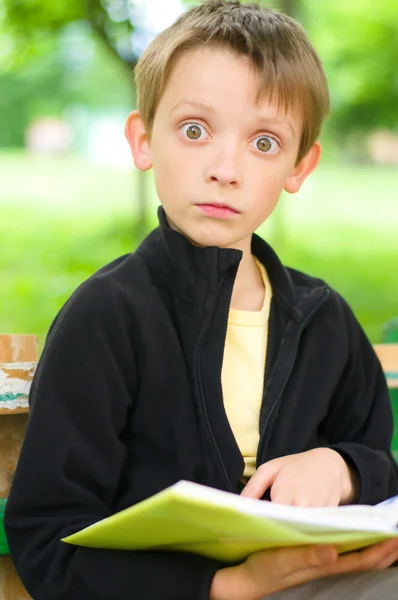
left=135, top=0, right=330, bottom=162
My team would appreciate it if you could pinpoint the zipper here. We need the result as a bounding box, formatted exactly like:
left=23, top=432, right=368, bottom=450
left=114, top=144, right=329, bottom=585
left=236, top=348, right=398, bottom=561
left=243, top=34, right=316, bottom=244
left=196, top=275, right=234, bottom=492
left=257, top=287, right=331, bottom=462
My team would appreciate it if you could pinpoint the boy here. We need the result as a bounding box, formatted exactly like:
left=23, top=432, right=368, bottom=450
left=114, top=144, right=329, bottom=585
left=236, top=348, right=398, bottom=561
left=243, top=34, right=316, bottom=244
left=5, top=1, right=398, bottom=598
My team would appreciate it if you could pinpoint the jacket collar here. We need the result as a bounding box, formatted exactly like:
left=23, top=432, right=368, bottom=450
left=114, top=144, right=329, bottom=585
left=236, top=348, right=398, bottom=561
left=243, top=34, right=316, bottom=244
left=136, top=207, right=242, bottom=298
left=136, top=206, right=328, bottom=321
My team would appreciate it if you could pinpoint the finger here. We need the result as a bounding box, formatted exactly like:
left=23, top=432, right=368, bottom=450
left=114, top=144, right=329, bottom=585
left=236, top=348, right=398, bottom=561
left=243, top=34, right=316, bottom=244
left=269, top=544, right=338, bottom=577
left=291, top=491, right=341, bottom=507
left=300, top=545, right=338, bottom=569
left=366, top=539, right=398, bottom=570
left=241, top=460, right=280, bottom=498
left=283, top=550, right=365, bottom=587
left=270, top=481, right=294, bottom=505
left=311, top=538, right=398, bottom=577
left=283, top=540, right=398, bottom=587
left=350, top=538, right=398, bottom=570
left=374, top=550, right=398, bottom=570
left=272, top=545, right=338, bottom=586
left=270, top=483, right=340, bottom=507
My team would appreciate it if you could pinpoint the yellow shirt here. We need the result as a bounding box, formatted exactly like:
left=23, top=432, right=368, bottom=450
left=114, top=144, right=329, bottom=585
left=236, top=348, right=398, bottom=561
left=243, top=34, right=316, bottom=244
left=221, top=259, right=272, bottom=481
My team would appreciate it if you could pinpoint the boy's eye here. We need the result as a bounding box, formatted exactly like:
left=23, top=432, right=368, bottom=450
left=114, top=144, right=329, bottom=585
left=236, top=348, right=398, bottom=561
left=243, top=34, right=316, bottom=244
left=182, top=123, right=205, bottom=140
left=252, top=135, right=279, bottom=154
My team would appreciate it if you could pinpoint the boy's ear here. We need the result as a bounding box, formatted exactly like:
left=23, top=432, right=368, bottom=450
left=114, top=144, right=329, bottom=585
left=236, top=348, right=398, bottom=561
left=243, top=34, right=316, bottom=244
left=284, top=141, right=322, bottom=194
left=124, top=110, right=152, bottom=171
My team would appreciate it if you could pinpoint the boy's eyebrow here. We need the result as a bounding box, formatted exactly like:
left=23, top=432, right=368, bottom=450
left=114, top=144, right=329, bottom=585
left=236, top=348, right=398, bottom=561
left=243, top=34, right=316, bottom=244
left=256, top=117, right=296, bottom=139
left=170, top=100, right=296, bottom=139
left=169, top=100, right=216, bottom=115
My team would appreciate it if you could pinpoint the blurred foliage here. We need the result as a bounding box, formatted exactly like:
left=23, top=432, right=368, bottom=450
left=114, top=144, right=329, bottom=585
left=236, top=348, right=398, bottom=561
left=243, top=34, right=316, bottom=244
left=0, top=0, right=138, bottom=147
left=181, top=0, right=398, bottom=149
left=1, top=0, right=397, bottom=151
left=1, top=151, right=397, bottom=346
left=1, top=0, right=397, bottom=344
left=303, top=0, right=398, bottom=139
left=0, top=29, right=132, bottom=147
left=1, top=0, right=136, bottom=70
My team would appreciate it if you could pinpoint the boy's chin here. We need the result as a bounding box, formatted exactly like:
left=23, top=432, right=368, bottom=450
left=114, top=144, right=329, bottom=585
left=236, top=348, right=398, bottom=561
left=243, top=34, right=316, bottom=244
left=165, top=212, right=243, bottom=249
left=185, top=228, right=240, bottom=250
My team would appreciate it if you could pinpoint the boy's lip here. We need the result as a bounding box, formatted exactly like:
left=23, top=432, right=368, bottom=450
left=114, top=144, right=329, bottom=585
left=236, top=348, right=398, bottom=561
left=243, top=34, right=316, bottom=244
left=195, top=203, right=240, bottom=220
left=195, top=202, right=240, bottom=214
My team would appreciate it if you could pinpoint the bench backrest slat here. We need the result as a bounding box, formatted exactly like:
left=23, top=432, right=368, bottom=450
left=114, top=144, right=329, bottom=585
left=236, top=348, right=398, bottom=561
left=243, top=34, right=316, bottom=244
left=374, top=343, right=398, bottom=388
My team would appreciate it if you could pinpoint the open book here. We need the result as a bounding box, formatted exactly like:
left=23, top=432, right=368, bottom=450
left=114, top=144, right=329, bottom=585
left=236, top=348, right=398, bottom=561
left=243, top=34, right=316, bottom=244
left=62, top=481, right=398, bottom=563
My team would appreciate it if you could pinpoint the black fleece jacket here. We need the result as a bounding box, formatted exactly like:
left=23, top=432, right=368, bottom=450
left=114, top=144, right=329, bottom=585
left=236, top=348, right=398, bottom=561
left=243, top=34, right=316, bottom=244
left=5, top=207, right=398, bottom=599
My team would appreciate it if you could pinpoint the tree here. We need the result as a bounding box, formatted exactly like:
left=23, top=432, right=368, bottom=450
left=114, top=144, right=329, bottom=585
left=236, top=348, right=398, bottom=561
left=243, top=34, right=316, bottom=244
left=3, top=0, right=137, bottom=78
left=2, top=0, right=154, bottom=234
left=303, top=0, right=398, bottom=141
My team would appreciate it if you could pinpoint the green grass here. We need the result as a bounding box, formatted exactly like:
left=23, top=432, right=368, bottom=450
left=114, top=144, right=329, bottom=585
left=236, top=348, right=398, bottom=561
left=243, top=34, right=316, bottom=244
left=1, top=151, right=397, bottom=349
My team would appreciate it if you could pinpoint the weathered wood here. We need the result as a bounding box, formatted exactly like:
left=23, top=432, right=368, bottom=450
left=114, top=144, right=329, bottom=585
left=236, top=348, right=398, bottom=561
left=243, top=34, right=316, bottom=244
left=0, top=414, right=30, bottom=499
left=0, top=336, right=37, bottom=498
left=0, top=557, right=31, bottom=600
left=0, top=335, right=36, bottom=600
left=374, top=343, right=398, bottom=389
left=0, top=335, right=37, bottom=364
left=0, top=362, right=37, bottom=415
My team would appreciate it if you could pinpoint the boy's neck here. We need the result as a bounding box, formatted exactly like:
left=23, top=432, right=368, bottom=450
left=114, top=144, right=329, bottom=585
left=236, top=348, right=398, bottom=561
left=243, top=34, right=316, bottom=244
left=230, top=250, right=265, bottom=312
left=164, top=214, right=265, bottom=311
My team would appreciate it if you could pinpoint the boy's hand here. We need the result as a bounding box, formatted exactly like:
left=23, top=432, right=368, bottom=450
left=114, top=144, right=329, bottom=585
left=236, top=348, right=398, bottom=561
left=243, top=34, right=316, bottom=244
left=241, top=448, right=359, bottom=506
left=210, top=539, right=398, bottom=600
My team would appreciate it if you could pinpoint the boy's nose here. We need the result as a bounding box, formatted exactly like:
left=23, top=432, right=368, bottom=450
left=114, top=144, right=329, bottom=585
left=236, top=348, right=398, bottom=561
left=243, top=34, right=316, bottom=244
left=204, top=145, right=243, bottom=187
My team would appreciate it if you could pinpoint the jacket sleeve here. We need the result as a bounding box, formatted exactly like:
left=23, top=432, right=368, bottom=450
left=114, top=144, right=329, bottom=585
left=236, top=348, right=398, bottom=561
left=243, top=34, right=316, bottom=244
left=321, top=294, right=398, bottom=506
left=4, top=277, right=221, bottom=600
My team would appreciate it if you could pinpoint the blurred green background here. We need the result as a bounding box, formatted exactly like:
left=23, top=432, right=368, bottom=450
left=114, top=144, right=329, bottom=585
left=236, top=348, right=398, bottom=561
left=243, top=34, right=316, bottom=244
left=0, top=0, right=397, bottom=349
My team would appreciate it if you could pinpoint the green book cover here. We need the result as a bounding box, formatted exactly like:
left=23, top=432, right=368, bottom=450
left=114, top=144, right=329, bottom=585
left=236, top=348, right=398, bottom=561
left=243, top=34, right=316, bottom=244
left=62, top=481, right=398, bottom=563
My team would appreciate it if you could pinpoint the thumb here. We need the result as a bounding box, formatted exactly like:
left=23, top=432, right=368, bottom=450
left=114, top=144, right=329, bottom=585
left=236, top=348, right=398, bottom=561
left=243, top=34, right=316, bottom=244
left=241, top=460, right=280, bottom=498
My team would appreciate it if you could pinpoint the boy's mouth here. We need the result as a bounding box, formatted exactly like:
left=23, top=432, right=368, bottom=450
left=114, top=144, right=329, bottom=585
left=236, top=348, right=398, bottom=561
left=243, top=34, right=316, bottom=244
left=195, top=203, right=240, bottom=219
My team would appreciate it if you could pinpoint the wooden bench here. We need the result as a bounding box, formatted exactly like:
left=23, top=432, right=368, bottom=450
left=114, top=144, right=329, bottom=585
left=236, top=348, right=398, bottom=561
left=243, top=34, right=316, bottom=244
left=0, top=334, right=37, bottom=600
left=0, top=334, right=397, bottom=600
left=374, top=344, right=398, bottom=389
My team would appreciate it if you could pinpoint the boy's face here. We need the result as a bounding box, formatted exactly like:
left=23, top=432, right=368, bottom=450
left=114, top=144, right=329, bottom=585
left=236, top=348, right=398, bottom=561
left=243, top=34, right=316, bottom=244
left=126, top=48, right=320, bottom=251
